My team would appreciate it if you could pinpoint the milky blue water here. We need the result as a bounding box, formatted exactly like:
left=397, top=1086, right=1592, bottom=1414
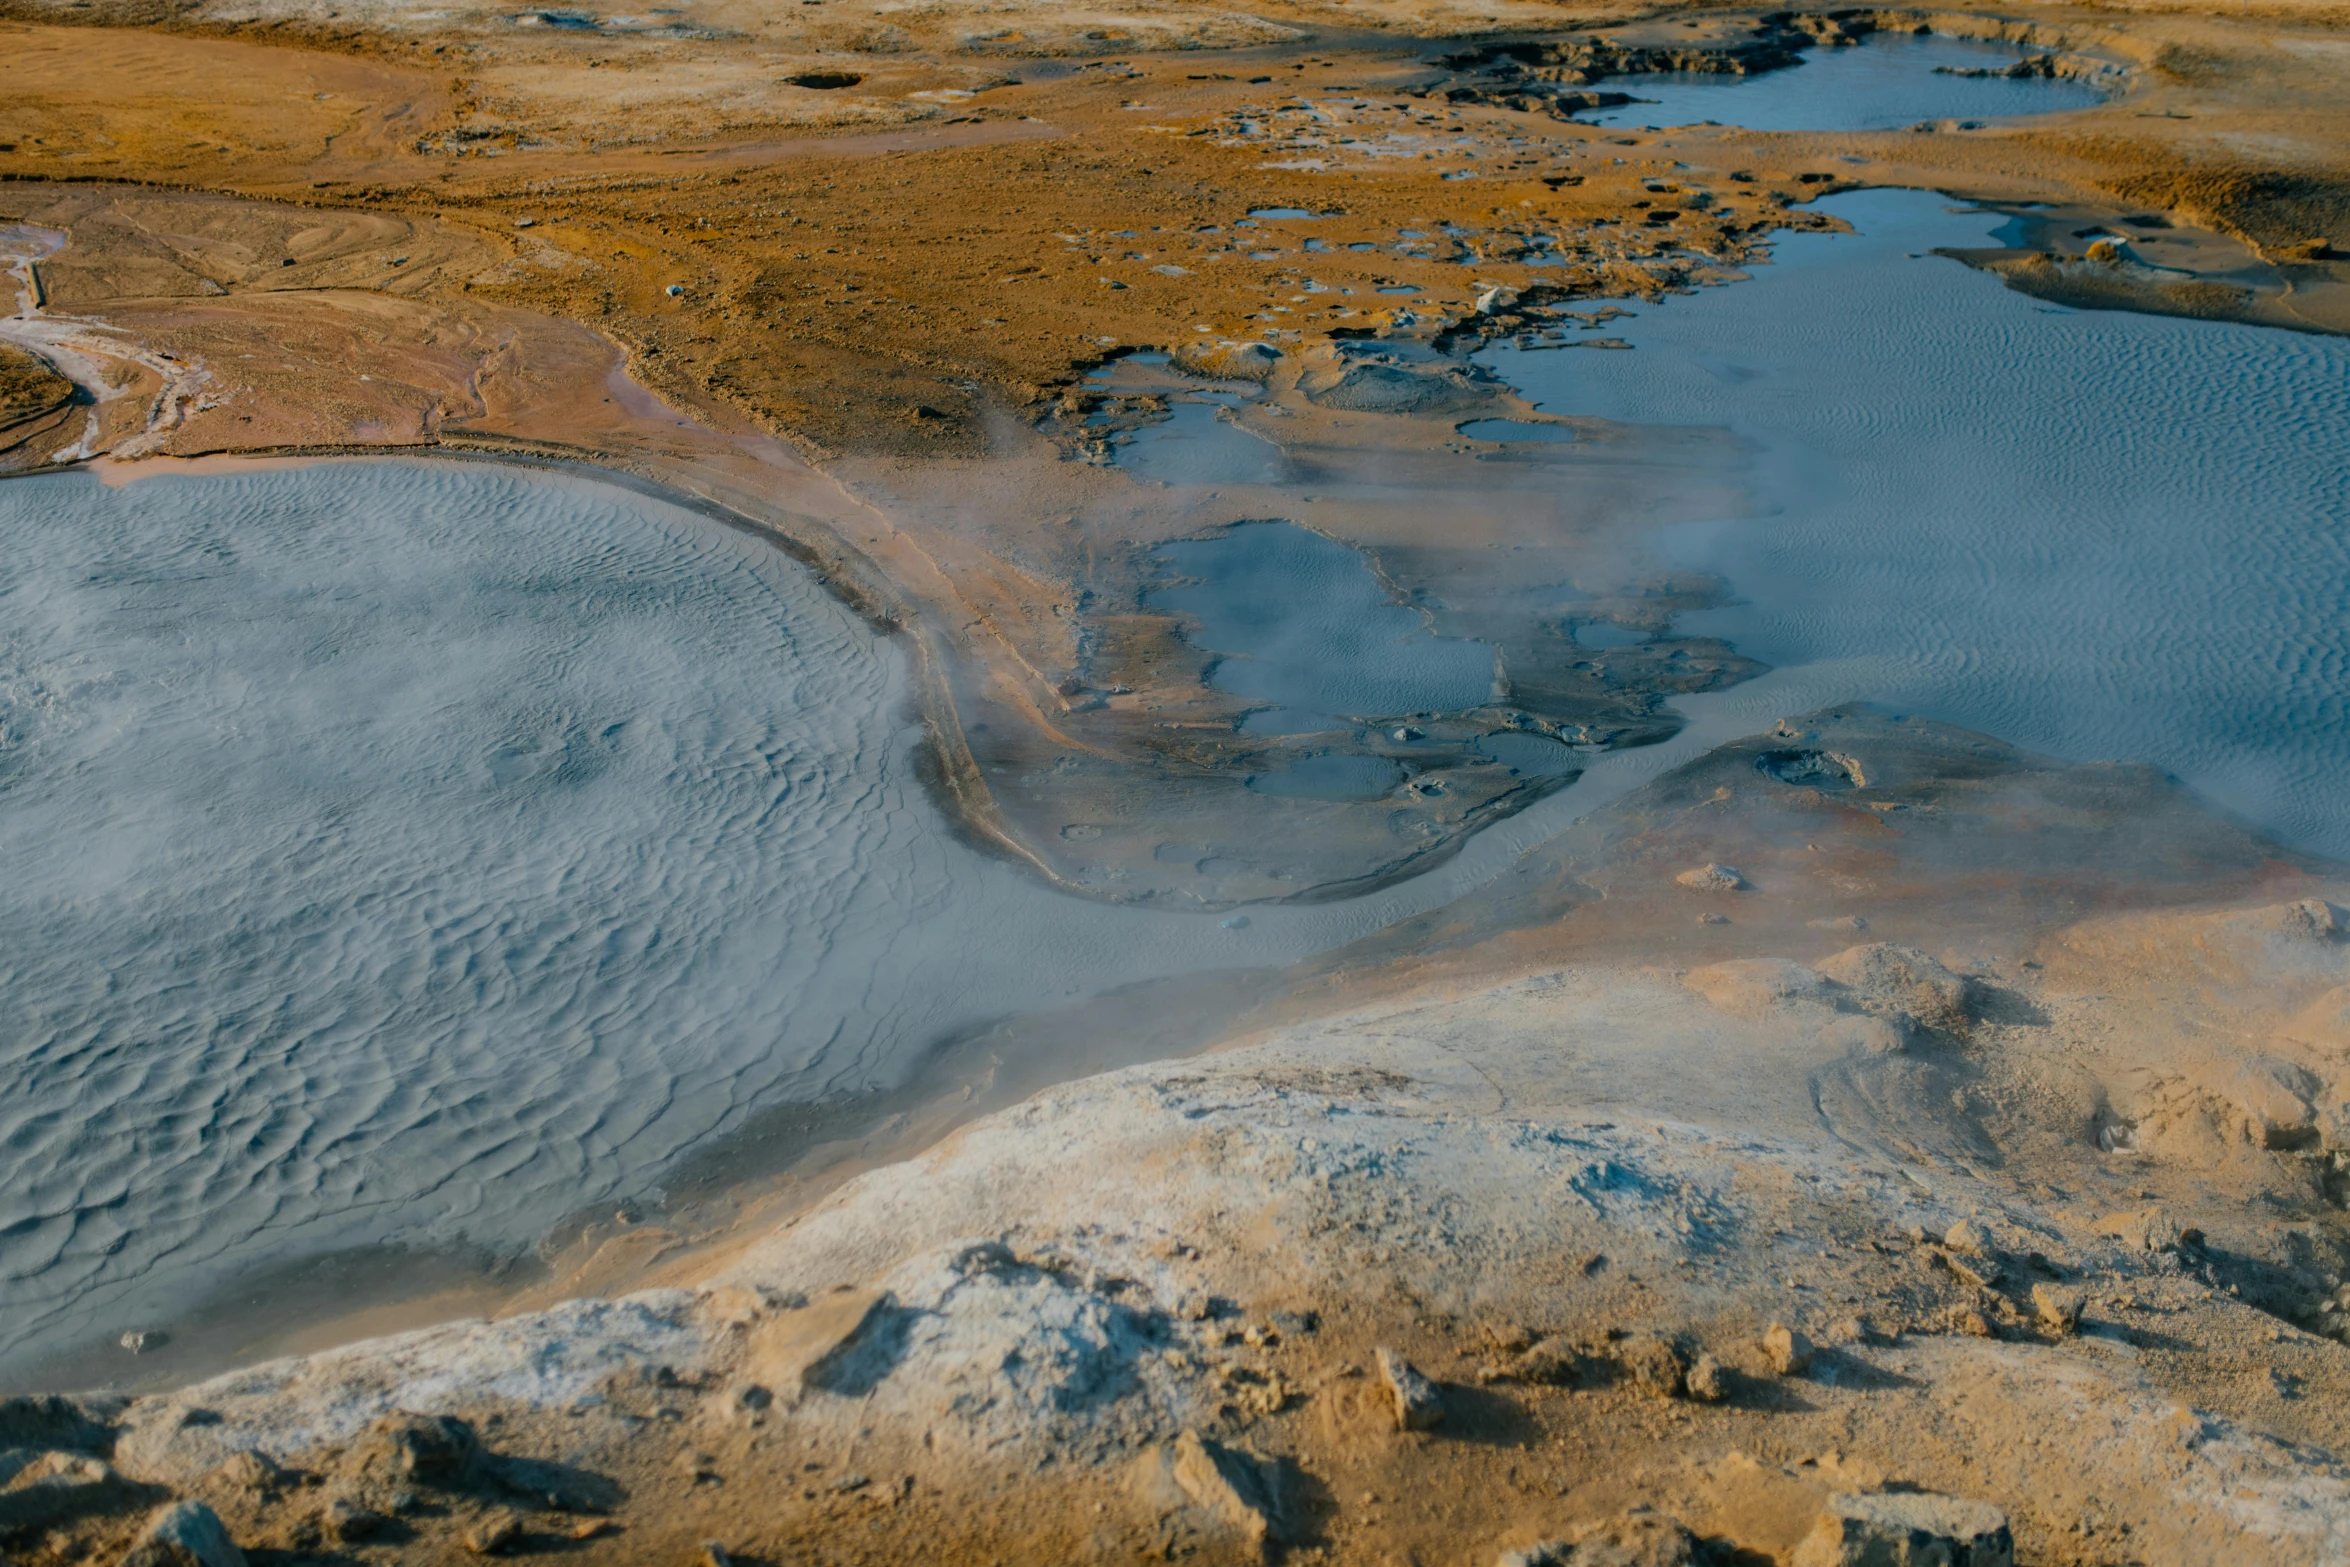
left=0, top=463, right=1399, bottom=1382
left=1581, top=33, right=2105, bottom=131
left=1147, top=521, right=1499, bottom=732
left=1115, top=400, right=1289, bottom=487
left=7, top=180, right=2341, bottom=1385
left=1481, top=188, right=2350, bottom=857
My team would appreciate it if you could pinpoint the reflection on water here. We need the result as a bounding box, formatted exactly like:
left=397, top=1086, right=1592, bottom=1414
left=1581, top=34, right=2105, bottom=130
left=1484, top=188, right=2350, bottom=856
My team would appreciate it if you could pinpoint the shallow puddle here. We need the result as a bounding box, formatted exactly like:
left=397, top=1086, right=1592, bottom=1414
left=1580, top=33, right=2105, bottom=130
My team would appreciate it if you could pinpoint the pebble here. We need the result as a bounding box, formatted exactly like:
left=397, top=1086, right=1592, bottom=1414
left=463, top=1511, right=523, bottom=1556
left=1614, top=1336, right=1686, bottom=1399
left=1763, top=1323, right=1814, bottom=1376
left=1375, top=1348, right=1444, bottom=1431
left=120, top=1501, right=246, bottom=1567
left=2032, top=1283, right=2085, bottom=1334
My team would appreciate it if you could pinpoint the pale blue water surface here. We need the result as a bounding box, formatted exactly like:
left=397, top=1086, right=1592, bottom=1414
left=1481, top=188, right=2350, bottom=855
left=1581, top=32, right=2105, bottom=130
left=0, top=463, right=1439, bottom=1380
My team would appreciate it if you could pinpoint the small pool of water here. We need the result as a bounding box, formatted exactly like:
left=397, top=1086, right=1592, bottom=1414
left=1573, top=621, right=1648, bottom=649
left=0, top=463, right=1475, bottom=1385
left=1579, top=33, right=2105, bottom=131
left=1115, top=401, right=1289, bottom=486
left=1481, top=188, right=2350, bottom=857
left=1147, top=521, right=1499, bottom=727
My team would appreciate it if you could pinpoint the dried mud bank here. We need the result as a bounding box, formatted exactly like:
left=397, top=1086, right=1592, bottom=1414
left=18, top=712, right=2350, bottom=1565
left=2, top=0, right=2347, bottom=902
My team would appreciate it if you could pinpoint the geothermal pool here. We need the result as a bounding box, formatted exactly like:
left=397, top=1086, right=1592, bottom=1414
left=1482, top=188, right=2350, bottom=857
left=5, top=188, right=2344, bottom=1388
left=0, top=462, right=1392, bottom=1383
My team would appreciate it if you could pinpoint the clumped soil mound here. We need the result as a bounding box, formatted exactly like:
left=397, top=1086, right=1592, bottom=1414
left=0, top=342, right=71, bottom=429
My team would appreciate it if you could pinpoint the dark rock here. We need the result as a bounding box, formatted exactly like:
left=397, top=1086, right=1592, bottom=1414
left=323, top=1497, right=388, bottom=1543
left=1791, top=1491, right=2012, bottom=1567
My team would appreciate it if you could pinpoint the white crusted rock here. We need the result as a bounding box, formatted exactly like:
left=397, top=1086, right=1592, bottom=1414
left=119, top=1501, right=248, bottom=1567
left=1791, top=1491, right=2012, bottom=1567
left=1376, top=1349, right=1443, bottom=1431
